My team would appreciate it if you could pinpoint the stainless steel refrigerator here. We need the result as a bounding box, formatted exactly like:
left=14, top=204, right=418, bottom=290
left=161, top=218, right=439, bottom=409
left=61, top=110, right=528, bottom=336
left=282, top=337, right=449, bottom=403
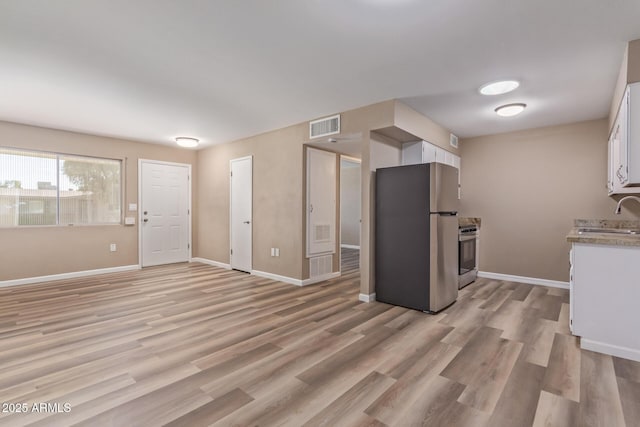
left=375, top=163, right=459, bottom=312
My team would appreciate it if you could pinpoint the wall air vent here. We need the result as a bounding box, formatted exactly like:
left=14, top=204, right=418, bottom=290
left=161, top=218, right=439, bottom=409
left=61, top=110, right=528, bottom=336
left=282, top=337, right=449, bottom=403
left=313, top=224, right=331, bottom=242
left=450, top=133, right=459, bottom=148
left=310, top=255, right=333, bottom=277
left=309, top=114, right=340, bottom=139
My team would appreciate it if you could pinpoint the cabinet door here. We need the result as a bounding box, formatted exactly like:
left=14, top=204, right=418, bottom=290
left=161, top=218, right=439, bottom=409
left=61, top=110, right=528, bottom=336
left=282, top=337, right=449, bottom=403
left=452, top=155, right=461, bottom=170
left=434, top=146, right=446, bottom=164
left=627, top=83, right=640, bottom=184
left=401, top=141, right=423, bottom=165
left=618, top=88, right=630, bottom=186
left=569, top=247, right=574, bottom=333
left=422, top=142, right=437, bottom=163
left=608, top=136, right=614, bottom=194
left=572, top=243, right=640, bottom=355
left=608, top=91, right=637, bottom=194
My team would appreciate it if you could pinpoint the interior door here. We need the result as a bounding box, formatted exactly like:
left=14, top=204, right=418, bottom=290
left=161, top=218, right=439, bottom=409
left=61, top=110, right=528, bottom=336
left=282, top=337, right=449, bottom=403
left=230, top=156, right=252, bottom=272
left=307, top=147, right=336, bottom=256
left=140, top=161, right=190, bottom=267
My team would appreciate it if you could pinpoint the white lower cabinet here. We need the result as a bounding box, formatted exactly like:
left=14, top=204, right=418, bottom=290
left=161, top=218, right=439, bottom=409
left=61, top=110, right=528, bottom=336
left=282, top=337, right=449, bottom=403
left=571, top=243, right=640, bottom=361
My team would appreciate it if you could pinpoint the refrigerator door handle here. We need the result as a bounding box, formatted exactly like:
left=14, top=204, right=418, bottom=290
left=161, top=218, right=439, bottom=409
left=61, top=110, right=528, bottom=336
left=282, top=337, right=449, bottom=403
left=430, top=211, right=458, bottom=216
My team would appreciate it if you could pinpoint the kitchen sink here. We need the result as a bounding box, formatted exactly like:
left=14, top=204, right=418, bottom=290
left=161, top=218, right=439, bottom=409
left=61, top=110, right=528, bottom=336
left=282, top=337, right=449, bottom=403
left=577, top=227, right=640, bottom=235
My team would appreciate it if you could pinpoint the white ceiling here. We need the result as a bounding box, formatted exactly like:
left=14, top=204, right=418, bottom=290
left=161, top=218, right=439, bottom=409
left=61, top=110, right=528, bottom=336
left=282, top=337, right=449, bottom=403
left=1, top=1, right=640, bottom=148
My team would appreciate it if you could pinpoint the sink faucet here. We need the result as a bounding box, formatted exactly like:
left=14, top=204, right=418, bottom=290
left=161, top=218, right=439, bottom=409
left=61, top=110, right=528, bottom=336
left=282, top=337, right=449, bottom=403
left=615, top=195, right=640, bottom=214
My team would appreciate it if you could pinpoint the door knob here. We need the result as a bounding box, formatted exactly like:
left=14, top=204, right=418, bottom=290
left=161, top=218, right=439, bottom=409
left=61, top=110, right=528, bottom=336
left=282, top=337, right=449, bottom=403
left=143, top=218, right=149, bottom=222
left=243, top=221, right=250, bottom=224
left=143, top=211, right=148, bottom=215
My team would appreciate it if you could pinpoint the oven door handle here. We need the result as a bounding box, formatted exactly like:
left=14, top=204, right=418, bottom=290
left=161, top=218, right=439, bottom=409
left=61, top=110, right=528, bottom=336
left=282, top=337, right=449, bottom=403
left=459, top=235, right=477, bottom=242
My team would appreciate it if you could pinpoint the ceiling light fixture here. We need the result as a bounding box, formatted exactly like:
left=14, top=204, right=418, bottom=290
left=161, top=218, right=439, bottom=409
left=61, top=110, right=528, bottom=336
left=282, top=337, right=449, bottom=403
left=495, top=103, right=527, bottom=117
left=479, top=80, right=520, bottom=96
left=175, top=137, right=199, bottom=148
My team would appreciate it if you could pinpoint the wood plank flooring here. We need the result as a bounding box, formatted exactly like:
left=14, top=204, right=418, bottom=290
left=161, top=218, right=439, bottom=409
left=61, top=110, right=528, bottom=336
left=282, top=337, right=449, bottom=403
left=0, top=248, right=639, bottom=426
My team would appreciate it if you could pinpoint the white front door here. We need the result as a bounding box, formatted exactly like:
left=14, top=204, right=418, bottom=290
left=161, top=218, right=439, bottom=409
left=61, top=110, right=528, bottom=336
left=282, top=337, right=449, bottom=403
left=140, top=160, right=190, bottom=267
left=230, top=156, right=252, bottom=272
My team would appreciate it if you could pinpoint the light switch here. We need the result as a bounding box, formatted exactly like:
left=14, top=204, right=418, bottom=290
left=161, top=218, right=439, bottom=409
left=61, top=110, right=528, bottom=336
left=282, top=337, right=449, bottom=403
left=129, top=203, right=137, bottom=211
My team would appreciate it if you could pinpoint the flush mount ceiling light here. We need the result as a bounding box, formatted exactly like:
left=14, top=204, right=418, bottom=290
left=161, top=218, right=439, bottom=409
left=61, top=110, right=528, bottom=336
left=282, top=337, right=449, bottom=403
left=495, top=103, right=527, bottom=117
left=175, top=137, right=199, bottom=148
left=479, top=80, right=520, bottom=96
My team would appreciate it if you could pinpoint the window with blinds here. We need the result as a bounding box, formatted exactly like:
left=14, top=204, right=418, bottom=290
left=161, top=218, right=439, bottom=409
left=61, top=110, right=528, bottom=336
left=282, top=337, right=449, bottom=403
left=0, top=147, right=122, bottom=226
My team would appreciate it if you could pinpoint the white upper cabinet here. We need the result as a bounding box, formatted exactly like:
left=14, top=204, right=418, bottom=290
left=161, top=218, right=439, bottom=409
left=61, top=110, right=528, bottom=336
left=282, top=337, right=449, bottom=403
left=609, top=82, right=640, bottom=194
left=401, top=140, right=460, bottom=169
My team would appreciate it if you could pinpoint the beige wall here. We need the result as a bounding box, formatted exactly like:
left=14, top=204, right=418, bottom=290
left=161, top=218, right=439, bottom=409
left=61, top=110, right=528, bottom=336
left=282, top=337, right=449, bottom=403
left=459, top=119, right=638, bottom=282
left=0, top=98, right=454, bottom=292
left=340, top=160, right=361, bottom=247
left=0, top=121, right=197, bottom=281
left=196, top=122, right=306, bottom=280
left=394, top=100, right=458, bottom=155
left=196, top=100, right=397, bottom=283
left=304, top=101, right=395, bottom=282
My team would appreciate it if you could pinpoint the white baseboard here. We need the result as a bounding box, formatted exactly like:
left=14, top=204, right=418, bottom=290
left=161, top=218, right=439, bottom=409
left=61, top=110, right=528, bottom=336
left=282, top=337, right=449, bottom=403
left=359, top=293, right=376, bottom=303
left=191, top=257, right=231, bottom=270
left=340, top=244, right=360, bottom=250
left=251, top=269, right=303, bottom=286
left=192, top=258, right=340, bottom=287
left=0, top=265, right=140, bottom=289
left=301, top=271, right=341, bottom=286
left=477, top=271, right=569, bottom=290
left=580, top=338, right=640, bottom=362
left=251, top=270, right=341, bottom=287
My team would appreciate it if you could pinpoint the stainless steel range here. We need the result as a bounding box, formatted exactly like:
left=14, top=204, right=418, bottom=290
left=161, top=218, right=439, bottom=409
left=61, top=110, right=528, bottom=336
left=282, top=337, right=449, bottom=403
left=458, top=225, right=478, bottom=289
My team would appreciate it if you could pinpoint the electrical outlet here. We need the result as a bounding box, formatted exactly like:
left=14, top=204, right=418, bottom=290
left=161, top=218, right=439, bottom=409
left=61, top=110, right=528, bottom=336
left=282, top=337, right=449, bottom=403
left=270, top=248, right=275, bottom=257
left=110, top=243, right=117, bottom=252
left=275, top=248, right=280, bottom=257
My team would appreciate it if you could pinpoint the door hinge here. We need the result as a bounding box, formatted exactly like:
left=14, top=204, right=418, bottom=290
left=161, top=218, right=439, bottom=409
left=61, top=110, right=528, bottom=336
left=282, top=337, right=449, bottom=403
left=188, top=175, right=190, bottom=181
left=230, top=171, right=233, bottom=177
left=188, top=209, right=190, bottom=215
left=188, top=243, right=190, bottom=249
left=230, top=249, right=233, bottom=255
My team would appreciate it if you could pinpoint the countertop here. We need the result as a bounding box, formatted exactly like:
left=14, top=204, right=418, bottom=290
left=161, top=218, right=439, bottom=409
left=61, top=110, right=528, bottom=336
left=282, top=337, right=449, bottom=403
left=566, top=219, right=640, bottom=247
left=459, top=217, right=481, bottom=227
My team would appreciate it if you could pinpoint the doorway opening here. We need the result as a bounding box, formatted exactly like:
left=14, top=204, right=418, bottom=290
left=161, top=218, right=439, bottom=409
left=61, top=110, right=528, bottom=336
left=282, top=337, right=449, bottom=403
left=340, top=156, right=361, bottom=274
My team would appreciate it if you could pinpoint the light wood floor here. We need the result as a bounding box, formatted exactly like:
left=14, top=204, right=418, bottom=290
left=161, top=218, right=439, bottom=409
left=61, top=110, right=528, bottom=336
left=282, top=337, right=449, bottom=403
left=0, top=248, right=639, bottom=426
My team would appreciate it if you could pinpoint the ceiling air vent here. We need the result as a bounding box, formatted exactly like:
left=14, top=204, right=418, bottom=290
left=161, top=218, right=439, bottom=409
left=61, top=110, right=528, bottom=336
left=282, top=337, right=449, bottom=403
left=309, top=114, right=340, bottom=139
left=450, top=133, right=459, bottom=149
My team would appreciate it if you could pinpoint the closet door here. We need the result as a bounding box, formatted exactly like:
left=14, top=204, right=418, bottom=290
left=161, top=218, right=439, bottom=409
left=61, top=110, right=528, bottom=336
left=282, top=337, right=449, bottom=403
left=306, top=148, right=336, bottom=256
